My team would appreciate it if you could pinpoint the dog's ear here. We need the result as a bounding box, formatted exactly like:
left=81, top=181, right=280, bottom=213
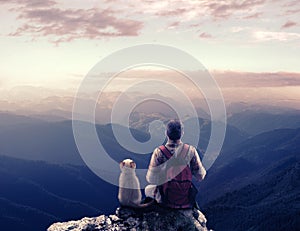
left=130, top=161, right=136, bottom=169
left=120, top=161, right=125, bottom=169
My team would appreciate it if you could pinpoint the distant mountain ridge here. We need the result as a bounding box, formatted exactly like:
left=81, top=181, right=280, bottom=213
left=228, top=110, right=300, bottom=136
left=203, top=159, right=300, bottom=231
left=198, top=128, right=300, bottom=230
left=199, top=128, right=300, bottom=205
left=0, top=113, right=248, bottom=168
left=0, top=155, right=118, bottom=230
left=0, top=119, right=152, bottom=167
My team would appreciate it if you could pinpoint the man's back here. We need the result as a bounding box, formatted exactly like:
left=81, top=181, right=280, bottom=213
left=145, top=120, right=206, bottom=208
left=146, top=140, right=206, bottom=185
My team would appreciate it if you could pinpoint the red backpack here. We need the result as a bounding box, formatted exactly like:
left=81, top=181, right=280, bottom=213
left=158, top=144, right=194, bottom=209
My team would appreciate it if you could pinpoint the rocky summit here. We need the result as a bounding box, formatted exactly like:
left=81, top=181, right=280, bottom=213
left=47, top=206, right=210, bottom=231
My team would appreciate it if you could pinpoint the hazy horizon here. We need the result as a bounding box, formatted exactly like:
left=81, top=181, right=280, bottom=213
left=1, top=69, right=299, bottom=114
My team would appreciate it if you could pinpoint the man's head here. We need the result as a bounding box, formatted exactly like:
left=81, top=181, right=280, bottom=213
left=166, top=119, right=183, bottom=141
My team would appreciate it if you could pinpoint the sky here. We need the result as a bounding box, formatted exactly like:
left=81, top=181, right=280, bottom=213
left=0, top=0, right=300, bottom=106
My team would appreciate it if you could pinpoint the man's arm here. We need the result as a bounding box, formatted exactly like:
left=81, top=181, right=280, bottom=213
left=189, top=146, right=206, bottom=181
left=146, top=148, right=165, bottom=185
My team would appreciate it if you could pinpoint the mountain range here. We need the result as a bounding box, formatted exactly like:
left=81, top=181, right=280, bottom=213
left=228, top=110, right=300, bottom=136
left=0, top=112, right=247, bottom=167
left=203, top=156, right=299, bottom=231
left=199, top=128, right=300, bottom=230
left=199, top=128, right=300, bottom=204
left=0, top=155, right=118, bottom=230
left=0, top=109, right=299, bottom=230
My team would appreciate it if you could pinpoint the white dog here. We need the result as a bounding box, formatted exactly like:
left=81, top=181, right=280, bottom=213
left=118, top=159, right=142, bottom=208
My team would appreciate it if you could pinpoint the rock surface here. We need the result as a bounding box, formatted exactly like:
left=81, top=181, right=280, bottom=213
left=47, top=206, right=210, bottom=231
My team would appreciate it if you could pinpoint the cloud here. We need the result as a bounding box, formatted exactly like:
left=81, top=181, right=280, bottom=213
left=205, top=0, right=267, bottom=19
left=282, top=0, right=300, bottom=15
left=199, top=32, right=213, bottom=39
left=253, top=30, right=300, bottom=41
left=243, top=12, right=263, bottom=19
left=3, top=0, right=143, bottom=43
left=85, top=69, right=300, bottom=90
left=156, top=8, right=189, bottom=17
left=1, top=0, right=298, bottom=44
left=231, top=26, right=250, bottom=33
left=281, top=21, right=298, bottom=29
left=0, top=0, right=56, bottom=7
left=117, top=0, right=269, bottom=24
left=285, top=8, right=300, bottom=15
left=213, top=71, right=300, bottom=88
left=167, top=21, right=180, bottom=29
left=282, top=0, right=300, bottom=8
left=150, top=0, right=268, bottom=24
left=145, top=0, right=267, bottom=20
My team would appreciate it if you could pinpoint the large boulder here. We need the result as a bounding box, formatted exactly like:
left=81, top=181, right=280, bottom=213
left=47, top=206, right=211, bottom=231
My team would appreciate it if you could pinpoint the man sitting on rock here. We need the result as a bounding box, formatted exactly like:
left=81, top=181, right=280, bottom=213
left=145, top=119, right=206, bottom=209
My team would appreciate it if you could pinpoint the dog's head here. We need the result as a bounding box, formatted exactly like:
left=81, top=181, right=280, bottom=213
left=120, top=159, right=136, bottom=171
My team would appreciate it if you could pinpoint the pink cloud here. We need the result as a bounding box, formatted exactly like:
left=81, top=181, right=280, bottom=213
left=190, top=23, right=201, bottom=28
left=199, top=32, right=212, bottom=39
left=111, top=0, right=269, bottom=26
left=243, top=12, right=263, bottom=19
left=156, top=8, right=189, bottom=17
left=151, top=0, right=268, bottom=23
left=1, top=0, right=297, bottom=43
left=282, top=0, right=300, bottom=8
left=283, top=0, right=300, bottom=15
left=3, top=0, right=143, bottom=43
left=213, top=71, right=300, bottom=88
left=281, top=20, right=298, bottom=29
left=0, top=0, right=56, bottom=8
left=167, top=21, right=180, bottom=29
left=206, top=0, right=266, bottom=18
left=254, top=30, right=300, bottom=41
left=286, top=8, right=300, bottom=14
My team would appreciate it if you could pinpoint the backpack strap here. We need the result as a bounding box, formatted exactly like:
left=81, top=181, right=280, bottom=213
left=159, top=145, right=173, bottom=159
left=159, top=144, right=190, bottom=160
left=179, top=144, right=190, bottom=159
